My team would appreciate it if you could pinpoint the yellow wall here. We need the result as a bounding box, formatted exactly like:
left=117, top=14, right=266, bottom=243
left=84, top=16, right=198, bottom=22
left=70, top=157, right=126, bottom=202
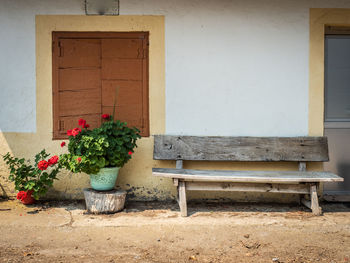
left=0, top=14, right=331, bottom=201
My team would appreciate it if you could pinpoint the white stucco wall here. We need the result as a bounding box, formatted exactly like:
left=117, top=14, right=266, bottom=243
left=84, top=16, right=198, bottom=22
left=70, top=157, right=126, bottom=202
left=0, top=0, right=83, bottom=132
left=1, top=0, right=350, bottom=136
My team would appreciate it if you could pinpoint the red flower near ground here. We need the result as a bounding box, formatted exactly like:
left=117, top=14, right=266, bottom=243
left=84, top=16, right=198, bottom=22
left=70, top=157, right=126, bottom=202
left=102, top=114, right=110, bottom=120
left=16, top=191, right=26, bottom=200
left=83, top=123, right=90, bottom=129
left=61, top=142, right=66, bottom=147
left=16, top=191, right=34, bottom=204
left=128, top=151, right=133, bottom=155
left=48, top=156, right=59, bottom=166
left=71, top=127, right=82, bottom=137
left=67, top=130, right=73, bottom=136
left=77, top=157, right=82, bottom=163
left=78, top=119, right=86, bottom=127
left=38, top=160, right=49, bottom=171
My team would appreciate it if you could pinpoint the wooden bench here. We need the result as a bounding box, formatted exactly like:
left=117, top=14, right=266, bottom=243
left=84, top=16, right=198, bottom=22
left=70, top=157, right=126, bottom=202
left=152, top=135, right=343, bottom=216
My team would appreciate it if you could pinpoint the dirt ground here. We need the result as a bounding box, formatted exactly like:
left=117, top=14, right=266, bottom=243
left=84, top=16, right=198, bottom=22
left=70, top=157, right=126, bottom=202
left=0, top=199, right=350, bottom=263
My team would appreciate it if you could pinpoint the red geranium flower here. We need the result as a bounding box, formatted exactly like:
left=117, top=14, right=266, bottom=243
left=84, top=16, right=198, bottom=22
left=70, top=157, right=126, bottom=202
left=83, top=123, right=90, bottom=129
left=128, top=151, right=133, bottom=155
left=17, top=191, right=33, bottom=203
left=77, top=157, right=82, bottom=163
left=102, top=114, right=110, bottom=120
left=71, top=127, right=82, bottom=137
left=78, top=119, right=86, bottom=127
left=16, top=191, right=26, bottom=200
left=61, top=141, right=66, bottom=147
left=38, top=160, right=49, bottom=171
left=48, top=156, right=59, bottom=166
left=67, top=130, right=73, bottom=136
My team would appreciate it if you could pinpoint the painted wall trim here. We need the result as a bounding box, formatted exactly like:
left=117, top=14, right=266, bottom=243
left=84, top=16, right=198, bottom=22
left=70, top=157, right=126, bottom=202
left=309, top=8, right=350, bottom=136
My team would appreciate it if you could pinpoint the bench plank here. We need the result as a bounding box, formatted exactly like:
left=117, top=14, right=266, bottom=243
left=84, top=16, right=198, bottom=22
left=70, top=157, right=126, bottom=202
left=153, top=135, right=329, bottom=162
left=152, top=168, right=343, bottom=183
left=186, top=182, right=310, bottom=194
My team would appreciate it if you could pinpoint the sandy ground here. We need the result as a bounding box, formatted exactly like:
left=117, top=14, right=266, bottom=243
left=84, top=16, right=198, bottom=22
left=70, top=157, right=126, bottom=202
left=0, top=199, right=350, bottom=263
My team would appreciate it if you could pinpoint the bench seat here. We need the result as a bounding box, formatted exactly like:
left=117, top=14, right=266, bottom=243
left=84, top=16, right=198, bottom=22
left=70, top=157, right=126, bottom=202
left=152, top=168, right=342, bottom=183
left=152, top=135, right=344, bottom=216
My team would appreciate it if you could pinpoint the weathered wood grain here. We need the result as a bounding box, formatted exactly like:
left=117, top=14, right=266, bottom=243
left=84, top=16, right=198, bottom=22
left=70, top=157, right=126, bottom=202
left=176, top=160, right=183, bottom=169
left=299, top=162, right=306, bottom=171
left=153, top=135, right=329, bottom=162
left=152, top=168, right=344, bottom=183
left=178, top=181, right=187, bottom=217
left=310, top=184, right=322, bottom=215
left=185, top=182, right=310, bottom=194
left=83, top=188, right=126, bottom=214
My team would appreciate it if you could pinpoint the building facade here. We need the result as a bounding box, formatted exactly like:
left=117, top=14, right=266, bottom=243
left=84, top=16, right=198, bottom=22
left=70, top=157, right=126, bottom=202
left=1, top=0, right=350, bottom=201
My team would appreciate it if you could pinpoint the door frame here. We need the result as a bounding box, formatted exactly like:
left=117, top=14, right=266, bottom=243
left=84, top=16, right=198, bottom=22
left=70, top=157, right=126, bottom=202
left=309, top=8, right=350, bottom=136
left=310, top=9, right=350, bottom=199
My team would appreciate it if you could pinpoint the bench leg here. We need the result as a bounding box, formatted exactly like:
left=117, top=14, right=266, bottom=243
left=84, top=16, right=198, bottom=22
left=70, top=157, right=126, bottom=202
left=178, top=181, right=188, bottom=217
left=310, top=184, right=322, bottom=215
left=301, top=184, right=322, bottom=215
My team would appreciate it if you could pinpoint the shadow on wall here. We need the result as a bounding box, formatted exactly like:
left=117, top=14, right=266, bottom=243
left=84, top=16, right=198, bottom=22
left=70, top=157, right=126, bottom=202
left=0, top=183, right=8, bottom=198
left=0, top=131, right=176, bottom=201
left=0, top=131, right=323, bottom=203
left=334, top=162, right=350, bottom=191
left=0, top=131, right=83, bottom=199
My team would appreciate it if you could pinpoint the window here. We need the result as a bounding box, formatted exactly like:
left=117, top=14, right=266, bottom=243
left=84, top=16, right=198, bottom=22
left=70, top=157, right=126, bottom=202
left=52, top=32, right=149, bottom=139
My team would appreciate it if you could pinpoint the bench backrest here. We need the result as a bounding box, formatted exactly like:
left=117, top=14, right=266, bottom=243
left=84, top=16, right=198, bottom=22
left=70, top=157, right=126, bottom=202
left=153, top=135, right=329, bottom=162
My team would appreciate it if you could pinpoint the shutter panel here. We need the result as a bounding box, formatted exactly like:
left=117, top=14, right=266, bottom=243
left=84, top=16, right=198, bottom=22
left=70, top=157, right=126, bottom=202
left=53, top=37, right=102, bottom=139
left=101, top=37, right=149, bottom=136
left=59, top=39, right=101, bottom=68
left=53, top=33, right=149, bottom=139
left=102, top=80, right=143, bottom=128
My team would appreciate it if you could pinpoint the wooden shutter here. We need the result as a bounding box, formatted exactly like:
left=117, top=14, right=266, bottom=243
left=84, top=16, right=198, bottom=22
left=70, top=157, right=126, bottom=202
left=52, top=32, right=149, bottom=139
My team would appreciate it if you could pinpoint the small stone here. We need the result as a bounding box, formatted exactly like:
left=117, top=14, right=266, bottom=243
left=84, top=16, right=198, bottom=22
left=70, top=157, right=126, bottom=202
left=272, top=257, right=280, bottom=262
left=244, top=234, right=250, bottom=238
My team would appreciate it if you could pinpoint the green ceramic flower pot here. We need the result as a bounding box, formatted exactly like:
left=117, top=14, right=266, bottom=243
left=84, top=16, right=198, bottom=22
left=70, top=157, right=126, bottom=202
left=89, top=167, right=120, bottom=191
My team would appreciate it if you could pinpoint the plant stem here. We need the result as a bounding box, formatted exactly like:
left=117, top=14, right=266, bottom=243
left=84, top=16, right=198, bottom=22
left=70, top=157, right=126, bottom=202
left=112, top=86, right=119, bottom=121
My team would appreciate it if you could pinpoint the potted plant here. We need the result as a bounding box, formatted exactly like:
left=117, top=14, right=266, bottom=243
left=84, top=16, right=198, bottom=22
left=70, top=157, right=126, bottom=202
left=2, top=150, right=61, bottom=204
left=59, top=114, right=141, bottom=191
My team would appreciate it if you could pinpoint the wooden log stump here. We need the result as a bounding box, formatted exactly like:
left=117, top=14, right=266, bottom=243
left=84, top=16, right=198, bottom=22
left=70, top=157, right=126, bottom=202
left=83, top=188, right=126, bottom=214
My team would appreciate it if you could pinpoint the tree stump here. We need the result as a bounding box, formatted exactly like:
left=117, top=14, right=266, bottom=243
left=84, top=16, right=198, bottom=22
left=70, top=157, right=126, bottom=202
left=83, top=188, right=126, bottom=214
